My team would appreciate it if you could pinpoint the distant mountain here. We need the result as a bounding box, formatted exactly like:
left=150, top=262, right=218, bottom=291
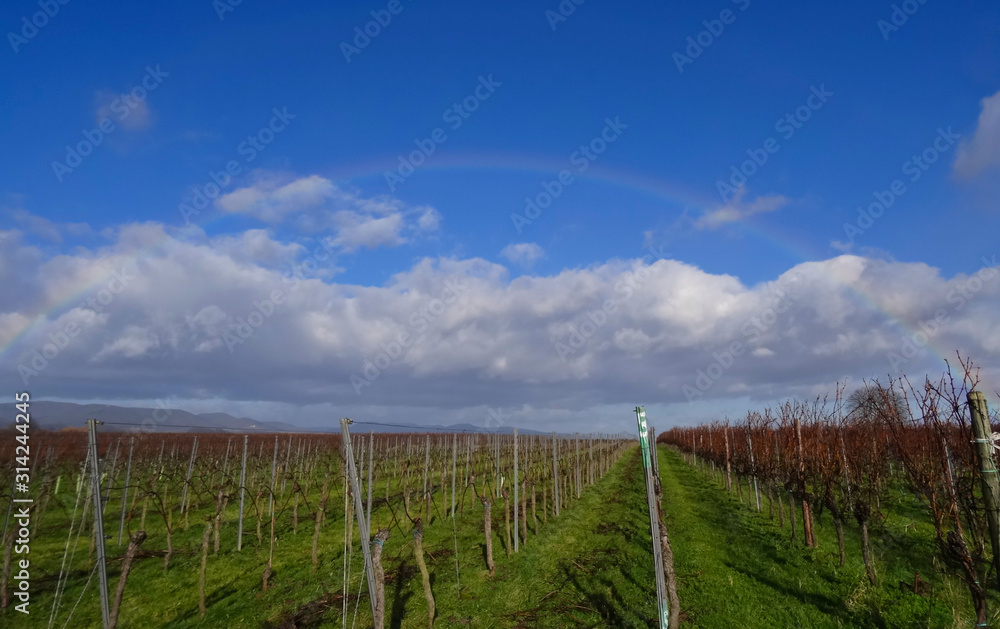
left=0, top=401, right=548, bottom=435
left=1, top=401, right=295, bottom=433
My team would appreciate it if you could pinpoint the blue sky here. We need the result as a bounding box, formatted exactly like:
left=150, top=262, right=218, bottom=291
left=2, top=0, right=1000, bottom=431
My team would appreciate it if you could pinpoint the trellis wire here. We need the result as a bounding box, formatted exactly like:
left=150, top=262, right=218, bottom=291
left=47, top=449, right=90, bottom=629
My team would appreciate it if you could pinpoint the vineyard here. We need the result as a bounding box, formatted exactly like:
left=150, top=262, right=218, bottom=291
left=4, top=362, right=1000, bottom=627
left=661, top=359, right=1000, bottom=628
left=0, top=422, right=644, bottom=628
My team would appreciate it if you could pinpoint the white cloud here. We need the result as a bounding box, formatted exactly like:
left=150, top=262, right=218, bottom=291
left=10, top=209, right=61, bottom=241
left=417, top=207, right=441, bottom=231
left=214, top=174, right=441, bottom=251
left=500, top=243, right=545, bottom=268
left=4, top=207, right=92, bottom=243
left=210, top=229, right=304, bottom=266
left=94, top=325, right=161, bottom=360
left=329, top=210, right=406, bottom=251
left=4, top=225, right=1000, bottom=429
left=695, top=187, right=788, bottom=230
left=954, top=90, right=1000, bottom=180
left=216, top=174, right=335, bottom=221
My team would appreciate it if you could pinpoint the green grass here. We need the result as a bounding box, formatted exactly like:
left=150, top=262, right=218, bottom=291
left=659, top=446, right=994, bottom=629
left=7, top=446, right=661, bottom=628
left=8, top=445, right=997, bottom=628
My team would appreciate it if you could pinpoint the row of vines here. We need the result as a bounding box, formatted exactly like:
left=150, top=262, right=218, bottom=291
left=0, top=425, right=630, bottom=627
left=661, top=358, right=1000, bottom=626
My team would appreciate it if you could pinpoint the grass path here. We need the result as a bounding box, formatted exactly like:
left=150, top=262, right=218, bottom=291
left=408, top=444, right=662, bottom=627
left=657, top=446, right=958, bottom=629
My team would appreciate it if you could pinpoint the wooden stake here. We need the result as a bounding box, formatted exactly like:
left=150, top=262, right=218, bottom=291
left=116, top=437, right=134, bottom=546
left=483, top=499, right=496, bottom=576
left=969, top=391, right=1000, bottom=591
left=451, top=433, right=458, bottom=518
left=237, top=435, right=248, bottom=552
left=179, top=437, right=198, bottom=519
left=723, top=422, right=733, bottom=492
left=552, top=433, right=560, bottom=516
left=267, top=436, right=278, bottom=520
left=513, top=428, right=519, bottom=552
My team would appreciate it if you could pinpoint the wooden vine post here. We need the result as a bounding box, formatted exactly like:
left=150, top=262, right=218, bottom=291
left=267, top=436, right=278, bottom=520
left=116, top=437, right=134, bottom=546
left=483, top=498, right=496, bottom=576
left=723, top=421, right=733, bottom=492
left=746, top=430, right=761, bottom=511
left=969, top=391, right=1000, bottom=591
left=575, top=432, right=582, bottom=499
left=635, top=406, right=669, bottom=629
left=707, top=426, right=715, bottom=473
left=494, top=435, right=500, bottom=501
left=450, top=433, right=461, bottom=591
left=552, top=433, right=560, bottom=516
left=367, top=431, right=375, bottom=530
left=793, top=414, right=815, bottom=547
left=237, top=435, right=247, bottom=551
left=451, top=433, right=458, bottom=519
left=180, top=437, right=198, bottom=517
left=513, top=428, right=519, bottom=552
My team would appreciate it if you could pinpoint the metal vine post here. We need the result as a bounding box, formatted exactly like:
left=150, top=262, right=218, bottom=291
left=86, top=419, right=112, bottom=629
left=340, top=417, right=378, bottom=619
left=635, top=406, right=669, bottom=629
